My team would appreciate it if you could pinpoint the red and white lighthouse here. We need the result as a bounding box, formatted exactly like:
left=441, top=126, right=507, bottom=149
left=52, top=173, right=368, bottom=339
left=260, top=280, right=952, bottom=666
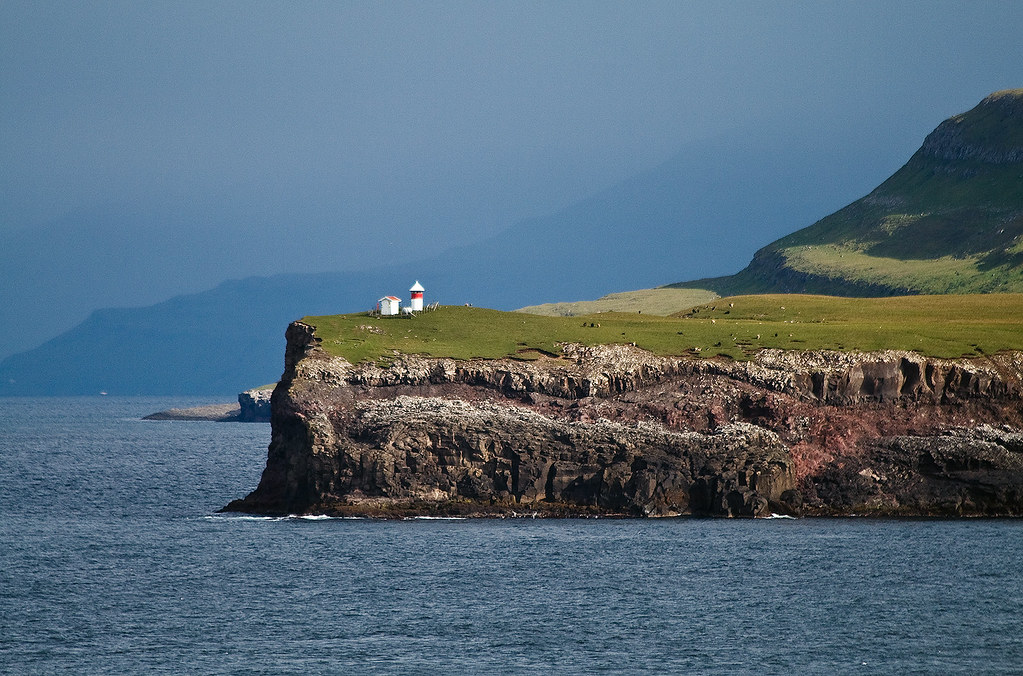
left=409, top=280, right=425, bottom=312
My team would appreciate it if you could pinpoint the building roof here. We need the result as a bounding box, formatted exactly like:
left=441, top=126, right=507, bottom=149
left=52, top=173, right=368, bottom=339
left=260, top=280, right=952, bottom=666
left=409, top=280, right=425, bottom=292
left=379, top=296, right=401, bottom=302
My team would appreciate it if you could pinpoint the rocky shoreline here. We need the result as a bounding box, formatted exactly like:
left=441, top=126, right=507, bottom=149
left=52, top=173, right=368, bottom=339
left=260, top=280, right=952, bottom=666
left=144, top=386, right=273, bottom=422
left=224, top=321, right=1023, bottom=518
left=144, top=402, right=243, bottom=422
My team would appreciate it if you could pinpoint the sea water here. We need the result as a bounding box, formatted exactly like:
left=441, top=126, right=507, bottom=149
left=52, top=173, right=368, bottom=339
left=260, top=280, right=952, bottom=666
left=2, top=397, right=1022, bottom=674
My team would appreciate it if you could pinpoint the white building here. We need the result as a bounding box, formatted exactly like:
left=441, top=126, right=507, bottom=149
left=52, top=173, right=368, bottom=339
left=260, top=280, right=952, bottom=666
left=409, top=281, right=425, bottom=312
left=378, top=296, right=401, bottom=316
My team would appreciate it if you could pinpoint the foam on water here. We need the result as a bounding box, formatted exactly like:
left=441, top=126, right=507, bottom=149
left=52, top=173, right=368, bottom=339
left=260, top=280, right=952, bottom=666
left=204, top=513, right=368, bottom=522
left=294, top=514, right=368, bottom=520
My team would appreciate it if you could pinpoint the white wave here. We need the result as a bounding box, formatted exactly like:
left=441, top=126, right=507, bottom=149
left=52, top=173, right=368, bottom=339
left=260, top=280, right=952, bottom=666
left=408, top=516, right=467, bottom=520
left=205, top=513, right=370, bottom=522
left=294, top=514, right=369, bottom=520
left=762, top=513, right=797, bottom=520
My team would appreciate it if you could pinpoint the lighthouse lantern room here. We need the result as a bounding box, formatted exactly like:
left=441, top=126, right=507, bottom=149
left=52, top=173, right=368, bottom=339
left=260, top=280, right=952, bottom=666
left=409, top=280, right=425, bottom=312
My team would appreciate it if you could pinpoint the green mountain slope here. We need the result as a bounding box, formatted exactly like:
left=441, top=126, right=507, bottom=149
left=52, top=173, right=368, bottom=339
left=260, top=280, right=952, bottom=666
left=673, top=89, right=1023, bottom=296
left=516, top=288, right=718, bottom=317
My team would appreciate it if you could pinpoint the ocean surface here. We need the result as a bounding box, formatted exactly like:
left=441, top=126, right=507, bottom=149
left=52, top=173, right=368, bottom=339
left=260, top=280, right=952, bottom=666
left=2, top=397, right=1023, bottom=674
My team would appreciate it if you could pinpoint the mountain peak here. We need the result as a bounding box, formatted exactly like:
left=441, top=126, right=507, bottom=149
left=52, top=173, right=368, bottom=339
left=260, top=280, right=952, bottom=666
left=980, top=88, right=1023, bottom=106
left=919, top=88, right=1023, bottom=165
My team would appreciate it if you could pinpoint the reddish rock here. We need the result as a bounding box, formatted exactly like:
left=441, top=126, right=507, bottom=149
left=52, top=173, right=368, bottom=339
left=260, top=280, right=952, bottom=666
left=224, top=321, right=1023, bottom=518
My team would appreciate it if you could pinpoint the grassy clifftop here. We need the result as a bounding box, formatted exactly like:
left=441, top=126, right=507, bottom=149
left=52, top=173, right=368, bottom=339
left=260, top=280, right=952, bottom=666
left=305, top=294, right=1023, bottom=364
left=674, top=89, right=1023, bottom=297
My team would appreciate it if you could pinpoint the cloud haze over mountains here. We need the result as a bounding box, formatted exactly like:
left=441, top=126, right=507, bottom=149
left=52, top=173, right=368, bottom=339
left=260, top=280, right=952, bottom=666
left=2, top=1, right=1022, bottom=366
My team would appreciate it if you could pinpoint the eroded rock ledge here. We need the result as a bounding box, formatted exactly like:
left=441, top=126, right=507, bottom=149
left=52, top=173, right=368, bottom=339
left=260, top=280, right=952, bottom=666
left=224, top=321, right=1023, bottom=518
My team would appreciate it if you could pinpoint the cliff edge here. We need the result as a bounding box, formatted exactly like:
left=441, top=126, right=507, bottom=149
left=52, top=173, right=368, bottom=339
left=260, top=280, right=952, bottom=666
left=224, top=321, right=1023, bottom=518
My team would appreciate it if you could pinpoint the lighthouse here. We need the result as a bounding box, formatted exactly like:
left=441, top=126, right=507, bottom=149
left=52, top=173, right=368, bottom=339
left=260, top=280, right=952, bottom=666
left=409, top=280, right=425, bottom=312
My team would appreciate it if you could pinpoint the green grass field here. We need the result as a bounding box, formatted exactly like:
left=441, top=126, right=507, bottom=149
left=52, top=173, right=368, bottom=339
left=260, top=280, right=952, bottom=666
left=304, top=294, right=1023, bottom=364
left=517, top=288, right=718, bottom=317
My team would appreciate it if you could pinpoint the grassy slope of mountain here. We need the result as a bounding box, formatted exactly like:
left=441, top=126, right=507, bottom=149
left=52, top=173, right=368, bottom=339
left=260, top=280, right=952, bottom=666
left=516, top=288, right=718, bottom=317
left=673, top=89, right=1023, bottom=296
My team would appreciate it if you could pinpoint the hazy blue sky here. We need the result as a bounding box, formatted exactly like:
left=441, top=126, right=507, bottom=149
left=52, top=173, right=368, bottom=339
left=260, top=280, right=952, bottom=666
left=2, top=1, right=1023, bottom=358
left=5, top=1, right=1021, bottom=232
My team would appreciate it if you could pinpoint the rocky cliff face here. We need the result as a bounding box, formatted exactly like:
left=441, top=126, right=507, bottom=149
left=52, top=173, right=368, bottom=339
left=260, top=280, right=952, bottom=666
left=224, top=322, right=1023, bottom=518
left=919, top=89, right=1023, bottom=165
left=238, top=386, right=272, bottom=422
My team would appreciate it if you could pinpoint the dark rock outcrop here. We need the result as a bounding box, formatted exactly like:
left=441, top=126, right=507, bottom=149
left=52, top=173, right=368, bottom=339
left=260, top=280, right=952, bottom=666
left=224, top=321, right=1023, bottom=518
left=811, top=426, right=1023, bottom=516
left=238, top=386, right=273, bottom=422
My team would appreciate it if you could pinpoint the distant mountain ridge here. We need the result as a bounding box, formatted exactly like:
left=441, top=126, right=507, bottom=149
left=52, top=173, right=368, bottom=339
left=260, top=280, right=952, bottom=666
left=0, top=131, right=876, bottom=395
left=8, top=91, right=1009, bottom=396
left=673, top=89, right=1023, bottom=296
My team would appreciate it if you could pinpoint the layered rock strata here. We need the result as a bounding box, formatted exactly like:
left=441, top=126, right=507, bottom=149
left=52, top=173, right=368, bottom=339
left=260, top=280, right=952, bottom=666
left=224, top=322, right=1023, bottom=517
